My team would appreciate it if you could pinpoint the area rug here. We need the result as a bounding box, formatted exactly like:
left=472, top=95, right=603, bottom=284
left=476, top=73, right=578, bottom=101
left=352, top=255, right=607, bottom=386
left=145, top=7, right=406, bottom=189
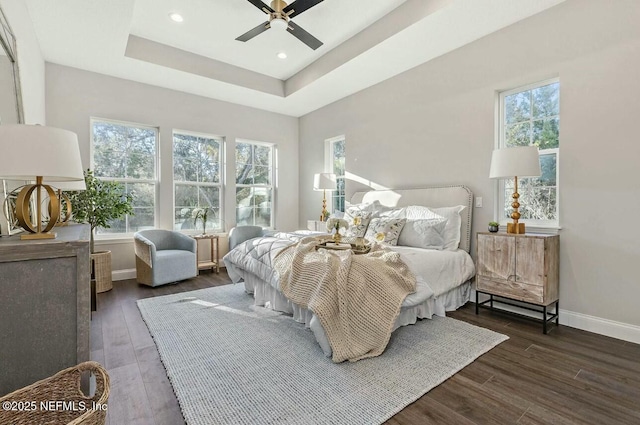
left=137, top=284, right=508, bottom=425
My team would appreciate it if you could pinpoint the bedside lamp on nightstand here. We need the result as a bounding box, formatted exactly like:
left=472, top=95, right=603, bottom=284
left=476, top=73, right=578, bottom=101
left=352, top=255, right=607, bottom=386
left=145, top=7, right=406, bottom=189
left=489, top=146, right=541, bottom=234
left=313, top=172, right=336, bottom=222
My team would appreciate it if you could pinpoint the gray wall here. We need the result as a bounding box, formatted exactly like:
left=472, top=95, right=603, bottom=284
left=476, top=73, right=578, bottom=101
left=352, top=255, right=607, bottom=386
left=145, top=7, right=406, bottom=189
left=46, top=64, right=299, bottom=272
left=299, top=0, right=640, bottom=328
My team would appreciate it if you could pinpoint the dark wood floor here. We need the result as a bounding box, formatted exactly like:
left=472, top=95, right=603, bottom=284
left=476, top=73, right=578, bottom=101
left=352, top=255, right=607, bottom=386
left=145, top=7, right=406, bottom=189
left=93, top=272, right=640, bottom=425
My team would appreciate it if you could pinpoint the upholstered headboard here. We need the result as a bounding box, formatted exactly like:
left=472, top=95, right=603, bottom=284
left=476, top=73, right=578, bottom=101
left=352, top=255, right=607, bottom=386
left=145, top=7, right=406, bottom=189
left=350, top=185, right=474, bottom=253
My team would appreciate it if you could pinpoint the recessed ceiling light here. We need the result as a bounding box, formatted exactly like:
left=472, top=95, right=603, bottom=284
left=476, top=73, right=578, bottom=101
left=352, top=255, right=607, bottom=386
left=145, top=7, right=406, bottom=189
left=277, top=52, right=287, bottom=59
left=169, top=12, right=184, bottom=23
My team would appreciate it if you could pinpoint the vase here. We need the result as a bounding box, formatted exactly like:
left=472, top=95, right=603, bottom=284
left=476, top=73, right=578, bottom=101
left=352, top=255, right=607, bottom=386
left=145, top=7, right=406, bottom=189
left=488, top=225, right=499, bottom=233
left=333, top=232, right=342, bottom=243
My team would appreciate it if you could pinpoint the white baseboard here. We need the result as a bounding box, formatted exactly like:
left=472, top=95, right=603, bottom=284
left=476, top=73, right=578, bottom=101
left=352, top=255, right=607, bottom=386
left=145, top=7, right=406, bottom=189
left=111, top=266, right=227, bottom=282
left=473, top=290, right=640, bottom=345
left=112, top=268, right=136, bottom=281
left=559, top=309, right=640, bottom=345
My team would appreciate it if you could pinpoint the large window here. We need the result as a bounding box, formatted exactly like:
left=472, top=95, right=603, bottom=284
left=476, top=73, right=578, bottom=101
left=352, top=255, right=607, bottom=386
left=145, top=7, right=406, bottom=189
left=91, top=118, right=158, bottom=234
left=326, top=136, right=345, bottom=212
left=235, top=141, right=275, bottom=228
left=498, top=79, right=559, bottom=227
left=173, top=131, right=223, bottom=231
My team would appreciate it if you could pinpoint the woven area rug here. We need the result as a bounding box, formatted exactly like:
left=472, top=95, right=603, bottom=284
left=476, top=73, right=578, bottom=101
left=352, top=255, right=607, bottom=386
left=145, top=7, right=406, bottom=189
left=137, top=284, right=508, bottom=425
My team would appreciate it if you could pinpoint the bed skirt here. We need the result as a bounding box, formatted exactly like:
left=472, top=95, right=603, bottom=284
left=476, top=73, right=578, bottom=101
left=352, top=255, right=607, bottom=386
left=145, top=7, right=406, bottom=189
left=241, top=272, right=471, bottom=357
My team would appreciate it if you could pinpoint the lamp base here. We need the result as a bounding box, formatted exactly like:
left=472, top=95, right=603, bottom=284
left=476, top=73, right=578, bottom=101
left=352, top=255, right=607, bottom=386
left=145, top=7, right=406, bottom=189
left=20, top=232, right=57, bottom=240
left=507, top=222, right=525, bottom=234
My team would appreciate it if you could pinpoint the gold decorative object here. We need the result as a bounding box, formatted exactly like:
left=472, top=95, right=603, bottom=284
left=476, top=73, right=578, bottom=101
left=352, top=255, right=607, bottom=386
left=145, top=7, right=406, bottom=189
left=16, top=176, right=59, bottom=239
left=0, top=125, right=84, bottom=240
left=46, top=179, right=86, bottom=227
left=313, top=173, right=337, bottom=222
left=489, top=146, right=542, bottom=235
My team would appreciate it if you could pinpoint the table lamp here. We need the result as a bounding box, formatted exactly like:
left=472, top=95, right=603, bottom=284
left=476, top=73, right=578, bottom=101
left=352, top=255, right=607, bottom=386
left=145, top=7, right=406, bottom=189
left=313, top=173, right=336, bottom=222
left=489, top=146, right=541, bottom=234
left=0, top=124, right=84, bottom=239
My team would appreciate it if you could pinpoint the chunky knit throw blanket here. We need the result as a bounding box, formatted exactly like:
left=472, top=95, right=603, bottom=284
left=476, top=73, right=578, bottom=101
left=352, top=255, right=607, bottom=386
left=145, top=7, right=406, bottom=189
left=274, top=237, right=416, bottom=363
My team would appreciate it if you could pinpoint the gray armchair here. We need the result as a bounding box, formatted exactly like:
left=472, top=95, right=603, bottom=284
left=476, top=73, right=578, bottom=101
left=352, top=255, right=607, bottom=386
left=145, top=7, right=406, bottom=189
left=228, top=225, right=270, bottom=250
left=134, top=229, right=197, bottom=287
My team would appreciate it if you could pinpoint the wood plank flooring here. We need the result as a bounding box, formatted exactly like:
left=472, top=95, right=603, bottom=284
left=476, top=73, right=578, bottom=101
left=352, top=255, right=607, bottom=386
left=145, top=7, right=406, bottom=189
left=93, top=273, right=640, bottom=424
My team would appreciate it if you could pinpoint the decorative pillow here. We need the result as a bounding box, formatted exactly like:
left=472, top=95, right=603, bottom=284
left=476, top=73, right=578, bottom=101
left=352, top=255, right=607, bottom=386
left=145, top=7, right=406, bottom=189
left=343, top=209, right=372, bottom=238
left=404, top=205, right=466, bottom=251
left=342, top=201, right=385, bottom=237
left=364, top=217, right=407, bottom=246
left=397, top=218, right=448, bottom=250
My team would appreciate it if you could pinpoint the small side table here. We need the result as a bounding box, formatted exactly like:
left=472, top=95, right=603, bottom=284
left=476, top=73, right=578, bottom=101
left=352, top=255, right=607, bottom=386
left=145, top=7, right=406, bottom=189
left=307, top=220, right=327, bottom=232
left=192, top=234, right=219, bottom=274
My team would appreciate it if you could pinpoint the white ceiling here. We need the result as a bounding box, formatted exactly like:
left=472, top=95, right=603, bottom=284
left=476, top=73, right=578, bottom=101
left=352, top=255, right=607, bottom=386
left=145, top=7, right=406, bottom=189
left=25, top=0, right=565, bottom=117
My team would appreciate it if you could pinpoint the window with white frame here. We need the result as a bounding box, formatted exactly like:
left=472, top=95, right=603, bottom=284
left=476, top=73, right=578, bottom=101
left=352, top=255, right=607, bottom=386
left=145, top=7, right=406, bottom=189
left=235, top=141, right=275, bottom=228
left=498, top=79, right=559, bottom=227
left=91, top=118, right=158, bottom=234
left=326, top=136, right=345, bottom=212
left=173, top=131, right=223, bottom=231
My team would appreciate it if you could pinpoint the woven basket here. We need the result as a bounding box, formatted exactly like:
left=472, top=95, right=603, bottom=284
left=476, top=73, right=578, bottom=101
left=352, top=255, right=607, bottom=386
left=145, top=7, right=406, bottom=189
left=0, top=361, right=110, bottom=425
left=91, top=251, right=112, bottom=293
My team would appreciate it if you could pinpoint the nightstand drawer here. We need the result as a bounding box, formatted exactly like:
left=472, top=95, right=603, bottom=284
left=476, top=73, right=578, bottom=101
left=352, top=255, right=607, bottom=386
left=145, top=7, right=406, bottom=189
left=476, top=277, right=543, bottom=304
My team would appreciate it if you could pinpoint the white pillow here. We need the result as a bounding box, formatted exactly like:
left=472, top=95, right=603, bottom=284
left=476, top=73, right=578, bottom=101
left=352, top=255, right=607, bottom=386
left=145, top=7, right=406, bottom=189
left=398, top=218, right=448, bottom=250
left=364, top=217, right=407, bottom=246
left=378, top=207, right=405, bottom=219
left=404, top=205, right=466, bottom=251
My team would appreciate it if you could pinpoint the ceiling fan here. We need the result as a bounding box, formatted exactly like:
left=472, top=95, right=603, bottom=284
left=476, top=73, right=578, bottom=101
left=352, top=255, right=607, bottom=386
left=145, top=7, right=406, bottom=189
left=236, top=0, right=324, bottom=50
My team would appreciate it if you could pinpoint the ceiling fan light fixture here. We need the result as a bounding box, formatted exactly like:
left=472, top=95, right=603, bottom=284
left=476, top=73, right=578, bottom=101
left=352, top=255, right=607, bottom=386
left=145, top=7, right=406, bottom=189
left=270, top=17, right=288, bottom=31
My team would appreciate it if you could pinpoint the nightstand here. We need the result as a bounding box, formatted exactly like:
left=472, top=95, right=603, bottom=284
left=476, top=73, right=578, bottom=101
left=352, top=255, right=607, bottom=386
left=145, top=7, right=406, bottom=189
left=307, top=220, right=327, bottom=232
left=192, top=234, right=219, bottom=273
left=475, top=232, right=559, bottom=333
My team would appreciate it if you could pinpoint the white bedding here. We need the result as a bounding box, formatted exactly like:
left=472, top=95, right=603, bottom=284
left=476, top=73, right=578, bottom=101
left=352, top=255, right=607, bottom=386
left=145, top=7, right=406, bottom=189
left=224, top=234, right=476, bottom=356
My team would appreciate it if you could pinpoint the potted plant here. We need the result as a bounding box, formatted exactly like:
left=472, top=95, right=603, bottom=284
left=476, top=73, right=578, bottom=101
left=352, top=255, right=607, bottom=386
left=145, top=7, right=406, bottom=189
left=488, top=221, right=500, bottom=233
left=67, top=169, right=134, bottom=292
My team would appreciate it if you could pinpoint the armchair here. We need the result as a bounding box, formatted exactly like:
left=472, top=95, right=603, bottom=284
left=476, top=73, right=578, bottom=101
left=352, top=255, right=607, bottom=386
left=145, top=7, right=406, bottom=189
left=228, top=225, right=270, bottom=250
left=134, top=229, right=197, bottom=287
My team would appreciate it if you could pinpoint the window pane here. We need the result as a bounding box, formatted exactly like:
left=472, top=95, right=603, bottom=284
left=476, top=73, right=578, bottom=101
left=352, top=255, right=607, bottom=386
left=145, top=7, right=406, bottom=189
left=253, top=166, right=271, bottom=185
left=505, top=91, right=531, bottom=124
left=174, top=184, right=221, bottom=230
left=500, top=81, right=559, bottom=225
left=93, top=121, right=156, bottom=179
left=236, top=163, right=254, bottom=184
left=533, top=118, right=559, bottom=150
left=236, top=187, right=272, bottom=227
left=532, top=82, right=559, bottom=119
left=505, top=122, right=531, bottom=147
left=173, top=133, right=221, bottom=183
left=332, top=140, right=345, bottom=177
left=254, top=145, right=271, bottom=166
left=128, top=207, right=155, bottom=232
left=235, top=142, right=274, bottom=227
left=235, top=142, right=252, bottom=165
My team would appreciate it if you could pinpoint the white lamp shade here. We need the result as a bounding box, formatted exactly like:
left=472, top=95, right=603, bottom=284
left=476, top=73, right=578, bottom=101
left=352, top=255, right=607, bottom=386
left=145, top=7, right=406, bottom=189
left=489, top=146, right=541, bottom=179
left=46, top=179, right=87, bottom=191
left=313, top=173, right=337, bottom=191
left=0, top=124, right=84, bottom=181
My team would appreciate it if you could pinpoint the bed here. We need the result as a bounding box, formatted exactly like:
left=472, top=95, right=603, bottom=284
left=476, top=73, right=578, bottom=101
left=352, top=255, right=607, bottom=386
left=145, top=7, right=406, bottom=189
left=223, top=186, right=476, bottom=360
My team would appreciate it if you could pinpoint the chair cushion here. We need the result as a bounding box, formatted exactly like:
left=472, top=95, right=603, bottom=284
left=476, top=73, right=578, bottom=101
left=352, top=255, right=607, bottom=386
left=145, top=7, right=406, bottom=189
left=153, top=249, right=197, bottom=285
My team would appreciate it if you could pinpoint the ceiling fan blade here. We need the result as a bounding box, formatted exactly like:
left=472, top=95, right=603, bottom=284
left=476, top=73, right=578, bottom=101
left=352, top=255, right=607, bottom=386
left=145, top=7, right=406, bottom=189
left=286, top=21, right=323, bottom=50
left=236, top=21, right=271, bottom=42
left=283, top=0, right=324, bottom=18
left=245, top=0, right=274, bottom=14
